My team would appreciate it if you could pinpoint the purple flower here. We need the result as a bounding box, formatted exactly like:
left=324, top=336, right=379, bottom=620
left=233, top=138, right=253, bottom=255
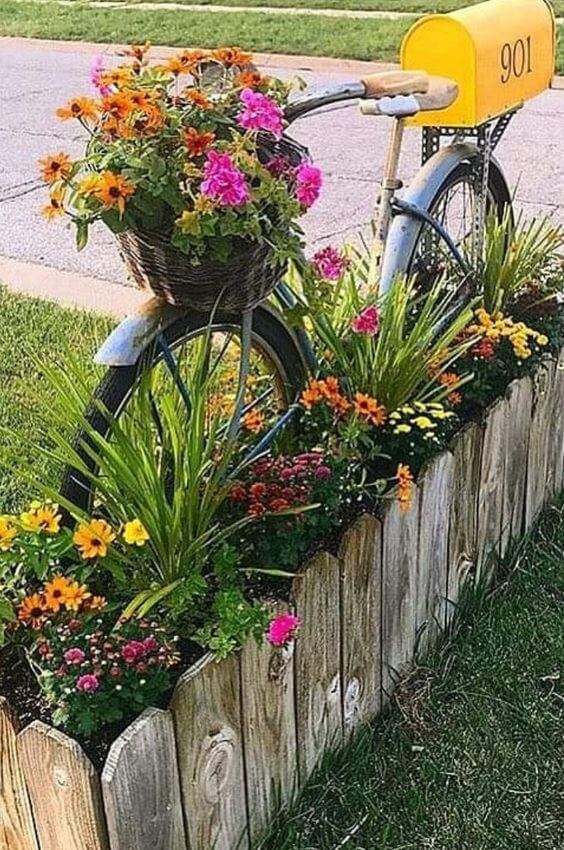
left=265, top=155, right=292, bottom=179
left=238, top=88, right=284, bottom=138
left=267, top=613, right=301, bottom=647
left=295, top=163, right=323, bottom=208
left=311, top=246, right=349, bottom=281
left=201, top=150, right=250, bottom=207
left=64, top=647, right=86, bottom=665
left=76, top=673, right=100, bottom=693
left=351, top=305, right=379, bottom=336
left=90, top=55, right=110, bottom=96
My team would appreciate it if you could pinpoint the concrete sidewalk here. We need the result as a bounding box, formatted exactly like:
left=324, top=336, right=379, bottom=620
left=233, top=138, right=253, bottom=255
left=0, top=37, right=563, bottom=292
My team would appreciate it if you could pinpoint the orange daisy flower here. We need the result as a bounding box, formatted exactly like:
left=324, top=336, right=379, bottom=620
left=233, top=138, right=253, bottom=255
left=184, top=88, right=213, bottom=110
left=131, top=105, right=165, bottom=135
left=236, top=70, right=270, bottom=89
left=183, top=127, right=216, bottom=157
left=86, top=596, right=107, bottom=611
left=122, top=41, right=151, bottom=61
left=56, top=96, right=99, bottom=122
left=42, top=187, right=66, bottom=220
left=44, top=575, right=72, bottom=613
left=100, top=67, right=135, bottom=90
left=353, top=393, right=387, bottom=426
left=212, top=47, right=253, bottom=67
left=242, top=408, right=265, bottom=434
left=63, top=581, right=92, bottom=612
left=396, top=463, right=414, bottom=512
left=38, top=152, right=73, bottom=185
left=329, top=393, right=352, bottom=416
left=437, top=371, right=462, bottom=406
left=73, top=518, right=116, bottom=559
left=300, top=379, right=324, bottom=410
left=18, top=594, right=47, bottom=629
left=165, top=55, right=192, bottom=76
left=101, top=91, right=135, bottom=119
left=92, top=172, right=136, bottom=216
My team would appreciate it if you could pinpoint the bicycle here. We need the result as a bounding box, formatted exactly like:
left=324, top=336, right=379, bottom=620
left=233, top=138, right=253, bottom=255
left=61, top=68, right=516, bottom=510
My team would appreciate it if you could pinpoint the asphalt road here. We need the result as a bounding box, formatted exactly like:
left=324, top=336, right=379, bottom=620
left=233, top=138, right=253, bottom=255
left=1, top=40, right=563, bottom=285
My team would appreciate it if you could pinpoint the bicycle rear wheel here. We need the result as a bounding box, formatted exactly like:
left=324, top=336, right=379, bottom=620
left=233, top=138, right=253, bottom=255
left=60, top=305, right=308, bottom=513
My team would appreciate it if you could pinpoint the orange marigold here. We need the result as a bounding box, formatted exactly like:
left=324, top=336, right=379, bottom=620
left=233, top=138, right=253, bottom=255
left=242, top=408, right=266, bottom=434
left=184, top=127, right=216, bottom=157
left=38, top=152, right=73, bottom=184
left=56, top=96, right=99, bottom=122
left=18, top=594, right=47, bottom=629
left=396, top=463, right=414, bottom=512
left=353, top=393, right=387, bottom=427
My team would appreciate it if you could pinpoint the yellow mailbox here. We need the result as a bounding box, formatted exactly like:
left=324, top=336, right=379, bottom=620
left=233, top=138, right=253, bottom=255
left=401, top=0, right=555, bottom=127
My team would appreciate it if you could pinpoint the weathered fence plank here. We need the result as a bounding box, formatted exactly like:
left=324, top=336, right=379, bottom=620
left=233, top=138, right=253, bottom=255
left=551, top=348, right=564, bottom=495
left=339, top=515, right=382, bottom=737
left=501, top=377, right=533, bottom=555
left=170, top=653, right=248, bottom=850
left=526, top=358, right=556, bottom=528
left=447, top=423, right=483, bottom=624
left=292, top=552, right=342, bottom=784
left=381, top=488, right=420, bottom=699
left=101, top=708, right=186, bottom=850
left=477, top=398, right=508, bottom=573
left=240, top=604, right=297, bottom=844
left=18, top=721, right=109, bottom=850
left=0, top=699, right=38, bottom=850
left=416, top=452, right=455, bottom=652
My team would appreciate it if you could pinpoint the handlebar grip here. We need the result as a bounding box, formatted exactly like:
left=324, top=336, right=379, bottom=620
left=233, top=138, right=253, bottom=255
left=360, top=71, right=429, bottom=98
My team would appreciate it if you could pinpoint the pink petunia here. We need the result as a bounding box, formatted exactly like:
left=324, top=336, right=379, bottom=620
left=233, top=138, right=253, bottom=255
left=76, top=673, right=100, bottom=693
left=90, top=55, right=111, bottom=96
left=311, top=246, right=350, bottom=281
left=267, top=613, right=301, bottom=647
left=351, top=305, right=379, bottom=336
left=64, top=647, right=86, bottom=665
left=295, top=163, right=323, bottom=208
left=201, top=150, right=250, bottom=207
left=238, top=88, right=284, bottom=138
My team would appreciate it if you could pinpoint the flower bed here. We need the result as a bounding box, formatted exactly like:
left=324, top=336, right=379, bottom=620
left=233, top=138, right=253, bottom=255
left=2, top=40, right=564, bottom=850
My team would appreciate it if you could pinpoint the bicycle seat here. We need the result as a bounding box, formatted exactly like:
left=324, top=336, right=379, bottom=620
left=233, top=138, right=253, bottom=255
left=360, top=75, right=458, bottom=117
left=360, top=70, right=430, bottom=99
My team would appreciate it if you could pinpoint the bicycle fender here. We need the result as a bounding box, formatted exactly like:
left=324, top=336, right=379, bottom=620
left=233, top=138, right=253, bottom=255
left=94, top=297, right=184, bottom=366
left=379, top=142, right=510, bottom=292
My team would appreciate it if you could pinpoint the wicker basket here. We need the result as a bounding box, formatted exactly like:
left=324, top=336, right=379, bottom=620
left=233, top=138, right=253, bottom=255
left=116, top=229, right=282, bottom=312
left=116, top=133, right=309, bottom=312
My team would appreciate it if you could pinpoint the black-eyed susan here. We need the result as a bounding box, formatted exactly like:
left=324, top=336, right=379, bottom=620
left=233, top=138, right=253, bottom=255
left=56, top=96, right=99, bottom=122
left=38, top=152, right=73, bottom=185
left=63, top=581, right=92, bottom=612
left=20, top=501, right=62, bottom=534
left=0, top=516, right=17, bottom=551
left=92, top=172, right=135, bottom=215
left=18, top=593, right=47, bottom=629
left=44, top=575, right=72, bottom=613
left=73, top=518, right=116, bottom=559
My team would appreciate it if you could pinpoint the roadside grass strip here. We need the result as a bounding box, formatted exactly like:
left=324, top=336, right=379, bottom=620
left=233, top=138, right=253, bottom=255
left=0, top=287, right=113, bottom=511
left=260, top=502, right=564, bottom=850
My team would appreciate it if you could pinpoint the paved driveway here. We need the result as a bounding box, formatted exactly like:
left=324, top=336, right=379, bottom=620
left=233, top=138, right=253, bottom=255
left=1, top=39, right=562, bottom=285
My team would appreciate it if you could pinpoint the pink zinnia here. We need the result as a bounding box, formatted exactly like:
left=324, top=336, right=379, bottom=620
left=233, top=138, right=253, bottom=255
left=90, top=55, right=110, bottom=96
left=267, top=613, right=301, bottom=647
left=201, top=150, right=250, bottom=207
left=238, top=88, right=284, bottom=138
left=64, top=647, right=86, bottom=665
left=295, top=163, right=323, bottom=208
left=76, top=673, right=100, bottom=693
left=351, top=305, right=379, bottom=336
left=311, top=246, right=349, bottom=281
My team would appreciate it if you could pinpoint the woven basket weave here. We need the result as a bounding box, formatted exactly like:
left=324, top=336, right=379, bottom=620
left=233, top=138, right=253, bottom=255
left=116, top=229, right=281, bottom=312
left=116, top=133, right=309, bottom=312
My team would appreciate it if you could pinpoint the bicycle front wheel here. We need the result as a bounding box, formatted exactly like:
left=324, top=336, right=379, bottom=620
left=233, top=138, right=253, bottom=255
left=60, top=304, right=308, bottom=513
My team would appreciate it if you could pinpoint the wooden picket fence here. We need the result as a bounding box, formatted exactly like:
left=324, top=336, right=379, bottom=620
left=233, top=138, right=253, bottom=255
left=2, top=350, right=564, bottom=850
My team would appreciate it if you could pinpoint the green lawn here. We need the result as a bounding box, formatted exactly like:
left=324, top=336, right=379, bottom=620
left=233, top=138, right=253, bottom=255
left=260, top=503, right=564, bottom=849
left=0, top=287, right=113, bottom=512
left=60, top=0, right=564, bottom=14
left=1, top=1, right=563, bottom=71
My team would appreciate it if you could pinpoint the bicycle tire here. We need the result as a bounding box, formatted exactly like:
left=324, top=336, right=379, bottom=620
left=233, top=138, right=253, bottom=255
left=60, top=304, right=308, bottom=513
left=406, top=158, right=513, bottom=276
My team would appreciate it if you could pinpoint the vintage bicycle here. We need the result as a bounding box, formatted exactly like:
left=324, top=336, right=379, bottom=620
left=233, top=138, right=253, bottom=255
left=61, top=0, right=555, bottom=509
